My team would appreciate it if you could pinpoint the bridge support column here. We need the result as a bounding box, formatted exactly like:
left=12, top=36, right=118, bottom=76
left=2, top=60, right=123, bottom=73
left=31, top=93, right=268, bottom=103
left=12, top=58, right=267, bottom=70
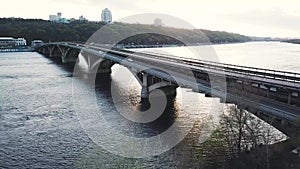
left=141, top=86, right=149, bottom=99
left=77, top=53, right=114, bottom=76
left=136, top=72, right=177, bottom=99
left=60, top=48, right=71, bottom=63
left=49, top=46, right=61, bottom=58
left=42, top=47, right=50, bottom=56
left=141, top=74, right=149, bottom=99
left=288, top=92, right=291, bottom=105
left=61, top=48, right=79, bottom=64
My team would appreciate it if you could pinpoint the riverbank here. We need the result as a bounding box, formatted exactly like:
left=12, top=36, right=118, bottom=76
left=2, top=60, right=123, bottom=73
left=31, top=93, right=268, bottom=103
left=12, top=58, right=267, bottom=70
left=0, top=18, right=251, bottom=46
left=228, top=138, right=300, bottom=169
left=114, top=41, right=250, bottom=49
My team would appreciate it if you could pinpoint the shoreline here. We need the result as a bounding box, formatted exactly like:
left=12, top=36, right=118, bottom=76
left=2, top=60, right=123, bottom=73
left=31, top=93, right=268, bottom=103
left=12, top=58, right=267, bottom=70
left=121, top=41, right=252, bottom=49
left=281, top=39, right=300, bottom=45
left=0, top=41, right=287, bottom=53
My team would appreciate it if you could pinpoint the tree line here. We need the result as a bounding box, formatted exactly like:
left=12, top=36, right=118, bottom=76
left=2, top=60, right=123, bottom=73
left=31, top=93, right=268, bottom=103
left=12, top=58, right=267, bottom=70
left=283, top=39, right=300, bottom=44
left=0, top=18, right=251, bottom=45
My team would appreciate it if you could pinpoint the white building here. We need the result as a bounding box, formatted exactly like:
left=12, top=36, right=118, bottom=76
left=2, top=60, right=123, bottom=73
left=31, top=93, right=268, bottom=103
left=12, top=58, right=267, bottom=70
left=49, top=12, right=69, bottom=23
left=0, top=37, right=27, bottom=47
left=0, top=37, right=15, bottom=47
left=49, top=15, right=58, bottom=22
left=15, top=38, right=27, bottom=46
left=49, top=13, right=61, bottom=22
left=101, top=8, right=112, bottom=23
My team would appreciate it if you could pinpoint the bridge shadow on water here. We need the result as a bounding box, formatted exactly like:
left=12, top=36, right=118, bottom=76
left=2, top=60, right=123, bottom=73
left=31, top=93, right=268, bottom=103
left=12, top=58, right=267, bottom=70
left=43, top=56, right=180, bottom=138
left=45, top=57, right=76, bottom=76
left=43, top=57, right=178, bottom=133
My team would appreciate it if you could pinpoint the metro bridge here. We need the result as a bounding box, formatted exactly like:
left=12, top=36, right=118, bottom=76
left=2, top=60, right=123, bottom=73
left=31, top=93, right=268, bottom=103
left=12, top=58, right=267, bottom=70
left=36, top=42, right=300, bottom=133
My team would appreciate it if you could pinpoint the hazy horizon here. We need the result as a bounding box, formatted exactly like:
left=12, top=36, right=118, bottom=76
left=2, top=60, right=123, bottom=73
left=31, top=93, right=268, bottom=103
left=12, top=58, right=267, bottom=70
left=1, top=0, right=300, bottom=38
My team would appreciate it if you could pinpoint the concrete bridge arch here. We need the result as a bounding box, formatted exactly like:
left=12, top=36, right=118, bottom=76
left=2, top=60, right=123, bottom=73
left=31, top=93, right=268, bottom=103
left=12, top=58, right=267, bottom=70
left=38, top=44, right=80, bottom=63
left=38, top=44, right=178, bottom=99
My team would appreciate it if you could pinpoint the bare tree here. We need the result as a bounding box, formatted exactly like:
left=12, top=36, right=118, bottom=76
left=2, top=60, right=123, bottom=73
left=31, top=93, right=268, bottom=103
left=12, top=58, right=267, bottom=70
left=221, top=105, right=250, bottom=156
left=221, top=103, right=289, bottom=169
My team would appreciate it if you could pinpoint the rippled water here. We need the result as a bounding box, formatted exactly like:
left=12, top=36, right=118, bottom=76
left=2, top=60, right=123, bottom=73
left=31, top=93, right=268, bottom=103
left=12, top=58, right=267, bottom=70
left=0, top=42, right=297, bottom=168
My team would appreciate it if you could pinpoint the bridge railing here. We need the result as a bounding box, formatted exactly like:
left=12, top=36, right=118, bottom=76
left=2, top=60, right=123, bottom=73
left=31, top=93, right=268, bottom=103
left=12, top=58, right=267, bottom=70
left=100, top=47, right=300, bottom=88
left=82, top=43, right=300, bottom=87
left=134, top=50, right=300, bottom=85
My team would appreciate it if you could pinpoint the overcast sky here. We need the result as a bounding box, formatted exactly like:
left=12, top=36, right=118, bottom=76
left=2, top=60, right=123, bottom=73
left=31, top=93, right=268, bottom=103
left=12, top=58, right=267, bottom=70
left=1, top=0, right=300, bottom=38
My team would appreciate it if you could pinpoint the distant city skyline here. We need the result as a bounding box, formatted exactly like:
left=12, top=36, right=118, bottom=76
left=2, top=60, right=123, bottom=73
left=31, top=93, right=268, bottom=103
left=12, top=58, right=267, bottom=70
left=1, top=0, right=300, bottom=38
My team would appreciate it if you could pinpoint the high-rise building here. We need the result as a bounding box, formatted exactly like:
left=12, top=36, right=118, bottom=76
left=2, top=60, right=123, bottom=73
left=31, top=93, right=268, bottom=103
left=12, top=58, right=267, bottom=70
left=101, top=8, right=112, bottom=23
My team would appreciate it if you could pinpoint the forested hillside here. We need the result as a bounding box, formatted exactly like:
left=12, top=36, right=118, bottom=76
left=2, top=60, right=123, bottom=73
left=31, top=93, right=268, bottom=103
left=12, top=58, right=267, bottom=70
left=283, top=39, right=300, bottom=44
left=0, top=18, right=251, bottom=45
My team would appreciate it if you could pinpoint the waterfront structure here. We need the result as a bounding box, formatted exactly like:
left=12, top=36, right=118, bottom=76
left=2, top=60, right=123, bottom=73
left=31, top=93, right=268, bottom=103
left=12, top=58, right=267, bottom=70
left=0, top=37, right=26, bottom=47
left=101, top=8, right=112, bottom=23
left=0, top=37, right=15, bottom=47
left=15, top=38, right=27, bottom=46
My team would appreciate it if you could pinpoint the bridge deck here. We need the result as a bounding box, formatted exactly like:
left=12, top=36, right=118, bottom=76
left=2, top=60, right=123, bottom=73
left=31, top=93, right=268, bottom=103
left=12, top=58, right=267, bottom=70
left=80, top=43, right=300, bottom=90
left=38, top=42, right=300, bottom=124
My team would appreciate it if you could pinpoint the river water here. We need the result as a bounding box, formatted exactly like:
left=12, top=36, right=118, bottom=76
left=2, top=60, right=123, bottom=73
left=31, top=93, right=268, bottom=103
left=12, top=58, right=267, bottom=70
left=0, top=42, right=299, bottom=168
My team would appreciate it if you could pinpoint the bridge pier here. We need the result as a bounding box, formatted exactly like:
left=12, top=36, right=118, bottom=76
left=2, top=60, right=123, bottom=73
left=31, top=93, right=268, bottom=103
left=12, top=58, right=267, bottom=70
left=60, top=47, right=71, bottom=63
left=61, top=48, right=79, bottom=63
left=49, top=46, right=61, bottom=58
left=141, top=86, right=149, bottom=99
left=288, top=92, right=291, bottom=105
left=78, top=52, right=114, bottom=74
left=134, top=72, right=177, bottom=99
left=141, top=73, right=149, bottom=98
left=42, top=47, right=50, bottom=56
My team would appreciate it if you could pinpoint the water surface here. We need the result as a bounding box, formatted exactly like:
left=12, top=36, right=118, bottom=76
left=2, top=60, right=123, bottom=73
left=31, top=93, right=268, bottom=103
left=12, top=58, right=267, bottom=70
left=1, top=42, right=297, bottom=168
